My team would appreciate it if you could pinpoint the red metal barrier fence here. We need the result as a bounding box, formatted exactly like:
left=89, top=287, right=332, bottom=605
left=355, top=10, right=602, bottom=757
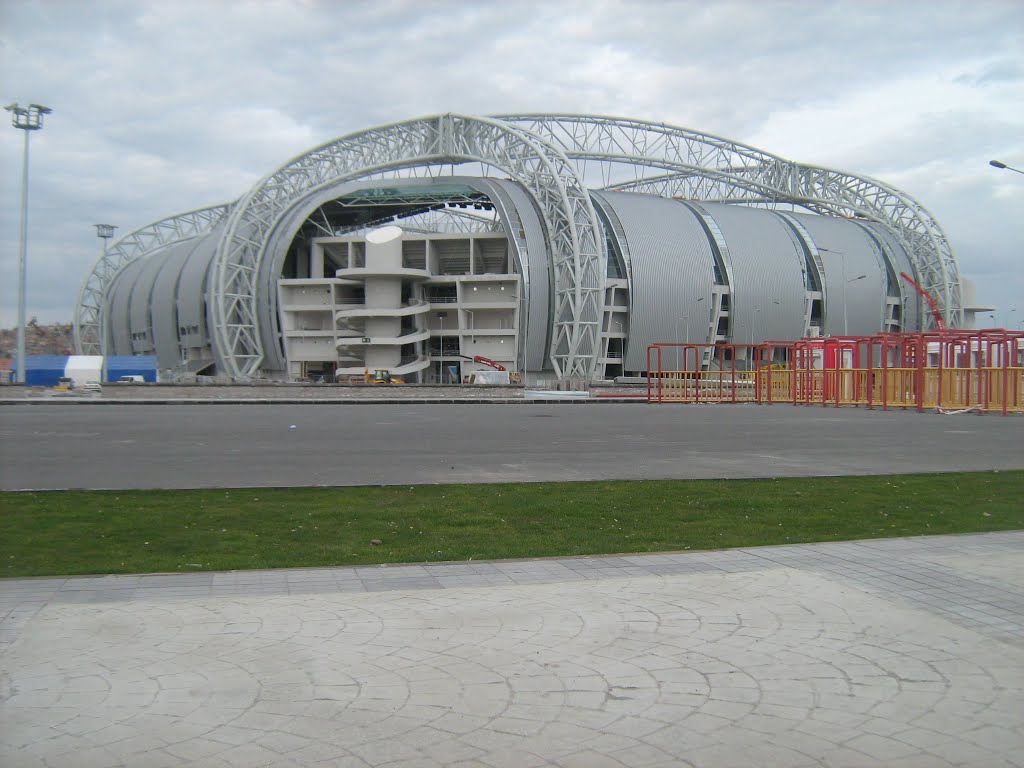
left=647, top=329, right=1024, bottom=415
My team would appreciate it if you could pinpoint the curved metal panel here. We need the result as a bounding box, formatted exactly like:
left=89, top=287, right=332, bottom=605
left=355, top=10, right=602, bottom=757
left=788, top=212, right=888, bottom=337
left=592, top=191, right=715, bottom=371
left=857, top=221, right=922, bottom=331
left=107, top=258, right=149, bottom=356
left=177, top=227, right=222, bottom=360
left=590, top=192, right=634, bottom=287
left=150, top=235, right=211, bottom=369
left=74, top=204, right=232, bottom=355
left=700, top=203, right=808, bottom=346
left=128, top=245, right=174, bottom=355
left=480, top=178, right=551, bottom=373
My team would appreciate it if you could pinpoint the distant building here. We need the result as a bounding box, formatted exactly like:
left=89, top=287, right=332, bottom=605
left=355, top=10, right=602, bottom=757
left=75, top=114, right=969, bottom=383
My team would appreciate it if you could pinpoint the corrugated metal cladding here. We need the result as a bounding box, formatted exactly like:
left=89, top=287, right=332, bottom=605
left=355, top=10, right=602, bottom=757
left=788, top=213, right=887, bottom=337
left=107, top=258, right=148, bottom=356
left=700, top=203, right=808, bottom=347
left=857, top=221, right=923, bottom=331
left=106, top=229, right=223, bottom=363
left=178, top=228, right=221, bottom=357
left=481, top=179, right=551, bottom=372
left=128, top=243, right=177, bottom=356
left=151, top=240, right=201, bottom=369
left=594, top=192, right=716, bottom=371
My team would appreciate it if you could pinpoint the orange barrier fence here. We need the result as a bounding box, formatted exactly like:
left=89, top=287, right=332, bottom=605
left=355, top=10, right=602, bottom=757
left=647, top=330, right=1024, bottom=415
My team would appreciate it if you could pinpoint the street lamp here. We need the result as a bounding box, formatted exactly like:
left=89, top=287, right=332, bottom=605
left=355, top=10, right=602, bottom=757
left=6, top=102, right=52, bottom=384
left=676, top=297, right=706, bottom=367
left=990, top=160, right=1024, bottom=177
left=750, top=305, right=760, bottom=351
left=436, top=311, right=446, bottom=382
left=95, top=225, right=117, bottom=382
left=844, top=274, right=867, bottom=336
left=690, top=296, right=705, bottom=345
left=822, top=245, right=870, bottom=336
left=749, top=299, right=780, bottom=363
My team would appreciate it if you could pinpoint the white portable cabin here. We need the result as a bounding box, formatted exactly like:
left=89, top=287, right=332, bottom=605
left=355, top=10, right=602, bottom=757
left=63, top=356, right=103, bottom=387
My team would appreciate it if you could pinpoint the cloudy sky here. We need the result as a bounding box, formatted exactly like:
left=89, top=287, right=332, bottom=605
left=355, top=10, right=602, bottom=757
left=1, top=0, right=1022, bottom=329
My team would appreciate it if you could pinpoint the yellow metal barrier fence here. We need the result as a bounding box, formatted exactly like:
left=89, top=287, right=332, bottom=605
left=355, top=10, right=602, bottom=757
left=646, top=340, right=1023, bottom=415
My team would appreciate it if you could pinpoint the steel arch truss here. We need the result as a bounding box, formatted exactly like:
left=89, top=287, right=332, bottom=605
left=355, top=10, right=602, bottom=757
left=500, top=114, right=961, bottom=329
left=382, top=208, right=503, bottom=236
left=211, top=113, right=605, bottom=379
left=73, top=204, right=233, bottom=355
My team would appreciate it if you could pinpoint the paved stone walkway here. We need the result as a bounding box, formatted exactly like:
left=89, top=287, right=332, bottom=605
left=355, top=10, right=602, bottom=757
left=2, top=532, right=1023, bottom=767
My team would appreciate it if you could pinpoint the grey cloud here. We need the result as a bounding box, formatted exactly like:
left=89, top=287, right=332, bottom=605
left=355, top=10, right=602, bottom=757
left=955, top=59, right=1024, bottom=86
left=0, top=0, right=1022, bottom=325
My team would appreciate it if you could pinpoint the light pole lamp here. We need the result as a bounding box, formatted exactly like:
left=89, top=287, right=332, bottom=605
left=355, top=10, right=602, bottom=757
left=990, top=159, right=1024, bottom=177
left=95, top=225, right=117, bottom=381
left=750, top=305, right=760, bottom=364
left=6, top=102, right=52, bottom=384
left=437, top=312, right=445, bottom=382
left=843, top=274, right=867, bottom=336
left=692, top=296, right=704, bottom=345
left=817, top=247, right=848, bottom=337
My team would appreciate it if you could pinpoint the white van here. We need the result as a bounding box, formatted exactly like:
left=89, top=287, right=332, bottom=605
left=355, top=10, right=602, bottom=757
left=118, top=375, right=145, bottom=383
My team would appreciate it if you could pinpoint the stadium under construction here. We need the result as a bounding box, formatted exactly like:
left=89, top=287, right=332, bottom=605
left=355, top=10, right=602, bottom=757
left=74, top=113, right=996, bottom=385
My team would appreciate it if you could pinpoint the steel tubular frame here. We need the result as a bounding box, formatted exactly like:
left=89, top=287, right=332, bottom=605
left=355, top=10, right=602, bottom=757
left=78, top=114, right=961, bottom=380
left=501, top=114, right=959, bottom=331
left=210, top=114, right=605, bottom=379
left=73, top=204, right=233, bottom=355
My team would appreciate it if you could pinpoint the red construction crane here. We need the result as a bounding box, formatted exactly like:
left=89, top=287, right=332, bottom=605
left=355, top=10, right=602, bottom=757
left=462, top=355, right=507, bottom=371
left=899, top=272, right=946, bottom=331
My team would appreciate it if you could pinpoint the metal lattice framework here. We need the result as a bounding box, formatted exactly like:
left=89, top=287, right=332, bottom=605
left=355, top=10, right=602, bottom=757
left=79, top=113, right=960, bottom=378
left=73, top=204, right=232, bottom=355
left=499, top=114, right=960, bottom=329
left=210, top=114, right=604, bottom=378
left=385, top=208, right=503, bottom=236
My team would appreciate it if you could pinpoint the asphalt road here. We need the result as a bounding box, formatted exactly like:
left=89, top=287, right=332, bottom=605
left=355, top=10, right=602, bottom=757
left=1, top=402, right=1021, bottom=490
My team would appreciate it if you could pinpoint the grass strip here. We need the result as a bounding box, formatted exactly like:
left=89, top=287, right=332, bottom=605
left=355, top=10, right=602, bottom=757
left=1, top=471, right=1022, bottom=578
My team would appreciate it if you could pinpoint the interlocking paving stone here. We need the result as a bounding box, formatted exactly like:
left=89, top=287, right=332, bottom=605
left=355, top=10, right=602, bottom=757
left=1, top=531, right=1023, bottom=767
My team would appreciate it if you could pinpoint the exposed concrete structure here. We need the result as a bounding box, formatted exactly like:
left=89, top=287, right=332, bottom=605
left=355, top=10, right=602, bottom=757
left=279, top=228, right=520, bottom=382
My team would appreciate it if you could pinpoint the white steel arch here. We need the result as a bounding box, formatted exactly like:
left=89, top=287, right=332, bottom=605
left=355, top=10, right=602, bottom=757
left=210, top=113, right=604, bottom=379
left=73, top=204, right=233, bottom=355
left=499, top=114, right=960, bottom=329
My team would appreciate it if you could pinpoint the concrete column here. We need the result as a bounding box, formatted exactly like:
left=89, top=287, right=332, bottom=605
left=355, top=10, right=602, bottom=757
left=363, top=227, right=403, bottom=370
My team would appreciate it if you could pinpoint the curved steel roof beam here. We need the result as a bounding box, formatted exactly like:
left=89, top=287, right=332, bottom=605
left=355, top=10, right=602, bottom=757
left=73, top=204, right=233, bottom=355
left=210, top=113, right=605, bottom=379
left=500, top=114, right=959, bottom=328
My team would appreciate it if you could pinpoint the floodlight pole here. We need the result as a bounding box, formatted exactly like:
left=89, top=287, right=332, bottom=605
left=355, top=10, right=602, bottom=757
left=989, top=159, right=1024, bottom=177
left=6, top=103, right=51, bottom=384
left=95, top=224, right=117, bottom=382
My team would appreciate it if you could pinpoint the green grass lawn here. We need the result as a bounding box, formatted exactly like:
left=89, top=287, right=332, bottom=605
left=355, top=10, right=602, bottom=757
left=2, top=471, right=1022, bottom=578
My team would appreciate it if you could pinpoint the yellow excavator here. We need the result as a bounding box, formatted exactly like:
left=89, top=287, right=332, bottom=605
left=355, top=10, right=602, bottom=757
left=365, top=368, right=404, bottom=385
